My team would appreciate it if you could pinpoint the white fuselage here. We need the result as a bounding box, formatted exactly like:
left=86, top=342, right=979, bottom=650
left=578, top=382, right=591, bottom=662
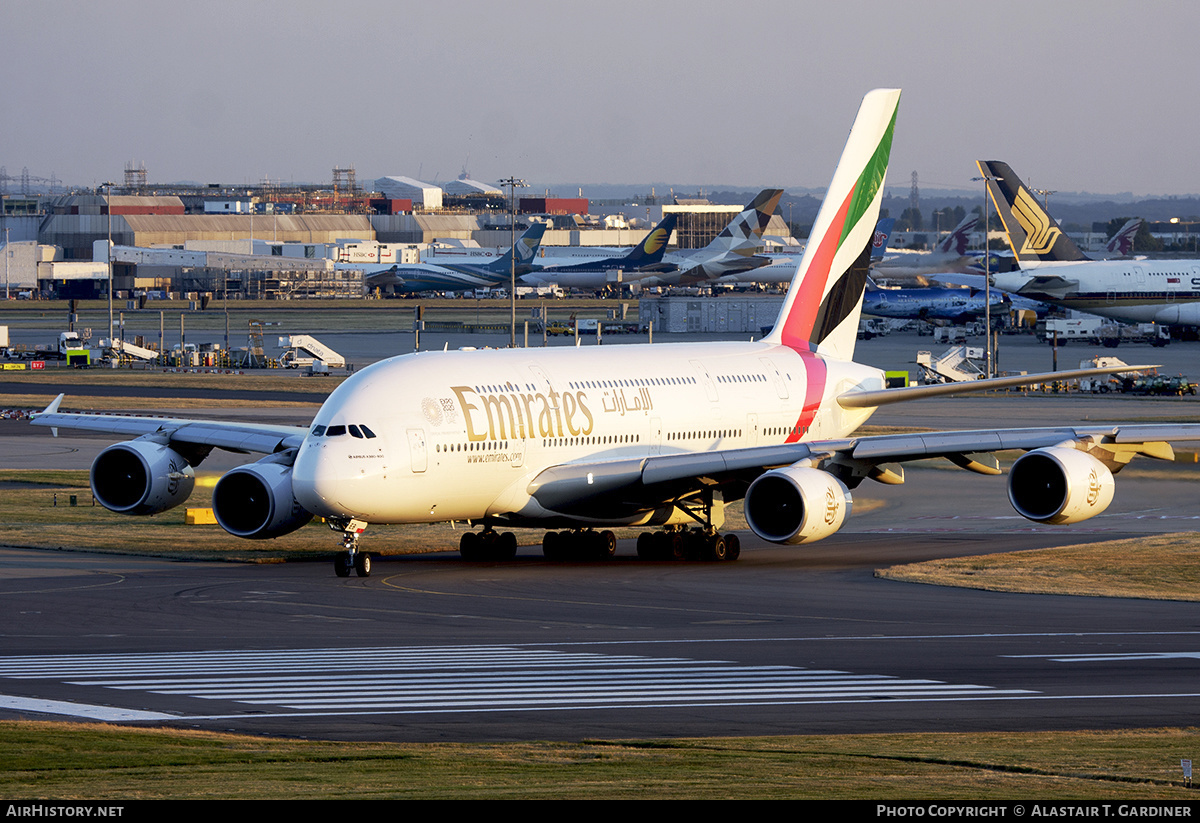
left=290, top=342, right=884, bottom=527
left=993, top=259, right=1200, bottom=325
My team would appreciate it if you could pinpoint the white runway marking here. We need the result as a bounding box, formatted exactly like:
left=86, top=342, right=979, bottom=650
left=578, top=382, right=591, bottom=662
left=0, top=646, right=1030, bottom=719
left=0, top=693, right=175, bottom=721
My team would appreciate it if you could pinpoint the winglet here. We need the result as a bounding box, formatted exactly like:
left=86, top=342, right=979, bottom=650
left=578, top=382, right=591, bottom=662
left=35, top=393, right=65, bottom=438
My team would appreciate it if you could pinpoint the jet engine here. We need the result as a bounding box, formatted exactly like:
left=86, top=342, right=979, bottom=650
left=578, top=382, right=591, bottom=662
left=743, top=465, right=852, bottom=545
left=1007, top=446, right=1114, bottom=525
left=212, top=460, right=313, bottom=540
left=90, top=440, right=195, bottom=516
left=1154, top=303, right=1200, bottom=326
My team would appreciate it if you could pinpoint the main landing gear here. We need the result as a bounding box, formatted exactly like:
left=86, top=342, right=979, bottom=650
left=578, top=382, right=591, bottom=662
left=634, top=487, right=740, bottom=562
left=541, top=529, right=617, bottom=561
left=330, top=518, right=371, bottom=578
left=460, top=527, right=518, bottom=561
left=635, top=526, right=740, bottom=562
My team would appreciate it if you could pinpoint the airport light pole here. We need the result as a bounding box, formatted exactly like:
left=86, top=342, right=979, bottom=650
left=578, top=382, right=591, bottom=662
left=1032, top=188, right=1056, bottom=211
left=971, top=172, right=1002, bottom=379
left=497, top=176, right=527, bottom=347
left=104, top=181, right=116, bottom=345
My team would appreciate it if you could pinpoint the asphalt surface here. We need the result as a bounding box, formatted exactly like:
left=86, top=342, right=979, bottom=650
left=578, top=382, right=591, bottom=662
left=1, top=328, right=1199, bottom=742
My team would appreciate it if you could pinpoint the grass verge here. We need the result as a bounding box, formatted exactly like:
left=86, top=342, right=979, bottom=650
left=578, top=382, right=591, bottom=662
left=878, top=532, right=1200, bottom=601
left=2, top=722, right=1198, bottom=799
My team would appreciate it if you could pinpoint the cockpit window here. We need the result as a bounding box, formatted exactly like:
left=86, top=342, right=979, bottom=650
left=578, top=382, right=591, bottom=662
left=348, top=425, right=363, bottom=439
left=311, top=425, right=326, bottom=437
left=325, top=425, right=347, bottom=437
left=360, top=425, right=377, bottom=439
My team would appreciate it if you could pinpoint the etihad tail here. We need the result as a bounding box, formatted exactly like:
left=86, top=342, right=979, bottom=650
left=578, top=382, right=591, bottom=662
left=708, top=188, right=784, bottom=255
left=670, top=189, right=784, bottom=283
left=485, top=222, right=548, bottom=275
left=977, top=160, right=1088, bottom=267
left=766, top=88, right=900, bottom=361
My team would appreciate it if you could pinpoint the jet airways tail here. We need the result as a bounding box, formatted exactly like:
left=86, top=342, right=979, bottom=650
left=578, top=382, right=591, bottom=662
left=483, top=222, right=548, bottom=275
left=977, top=160, right=1088, bottom=267
left=766, top=88, right=900, bottom=361
left=617, top=212, right=678, bottom=269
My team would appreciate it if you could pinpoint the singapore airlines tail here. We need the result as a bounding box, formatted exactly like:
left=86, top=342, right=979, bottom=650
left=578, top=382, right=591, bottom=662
left=977, top=160, right=1089, bottom=267
left=765, top=88, right=900, bottom=362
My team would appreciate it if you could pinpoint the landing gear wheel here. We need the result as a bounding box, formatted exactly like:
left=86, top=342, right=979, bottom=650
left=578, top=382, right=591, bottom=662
left=724, top=533, right=741, bottom=561
left=636, top=532, right=654, bottom=559
left=542, top=530, right=562, bottom=560
left=355, top=552, right=372, bottom=577
left=705, top=534, right=728, bottom=562
left=460, top=530, right=482, bottom=561
left=334, top=552, right=353, bottom=577
left=597, top=530, right=617, bottom=560
left=497, top=531, right=518, bottom=560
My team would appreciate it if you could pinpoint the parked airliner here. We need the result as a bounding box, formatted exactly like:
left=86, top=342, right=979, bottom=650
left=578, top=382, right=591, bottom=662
left=981, top=160, right=1200, bottom=327
left=32, top=90, right=1200, bottom=579
left=362, top=223, right=547, bottom=294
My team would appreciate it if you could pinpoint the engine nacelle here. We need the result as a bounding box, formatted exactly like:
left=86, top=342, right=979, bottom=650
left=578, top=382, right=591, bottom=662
left=1007, top=446, right=1115, bottom=525
left=1153, top=303, right=1200, bottom=326
left=90, top=440, right=195, bottom=516
left=743, top=465, right=852, bottom=545
left=212, top=461, right=313, bottom=540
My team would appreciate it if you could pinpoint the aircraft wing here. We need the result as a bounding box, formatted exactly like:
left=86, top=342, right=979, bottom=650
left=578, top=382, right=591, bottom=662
left=524, top=421, right=1196, bottom=516
left=836, top=365, right=1157, bottom=409
left=1016, top=274, right=1079, bottom=295
left=31, top=395, right=308, bottom=457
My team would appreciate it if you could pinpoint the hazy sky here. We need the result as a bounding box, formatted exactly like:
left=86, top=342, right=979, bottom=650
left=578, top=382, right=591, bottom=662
left=6, top=0, right=1199, bottom=196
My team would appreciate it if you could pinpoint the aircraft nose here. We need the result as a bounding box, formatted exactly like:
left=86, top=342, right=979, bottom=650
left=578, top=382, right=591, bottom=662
left=292, top=443, right=342, bottom=516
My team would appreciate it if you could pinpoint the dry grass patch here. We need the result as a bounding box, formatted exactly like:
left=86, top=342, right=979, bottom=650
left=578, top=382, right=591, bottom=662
left=878, top=532, right=1200, bottom=600
left=2, top=721, right=1197, bottom=799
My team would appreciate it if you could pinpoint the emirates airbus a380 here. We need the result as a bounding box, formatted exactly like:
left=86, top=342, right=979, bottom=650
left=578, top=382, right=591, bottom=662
left=33, top=89, right=1200, bottom=577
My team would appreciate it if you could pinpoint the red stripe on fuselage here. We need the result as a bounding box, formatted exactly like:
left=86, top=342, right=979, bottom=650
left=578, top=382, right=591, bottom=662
left=785, top=351, right=826, bottom=444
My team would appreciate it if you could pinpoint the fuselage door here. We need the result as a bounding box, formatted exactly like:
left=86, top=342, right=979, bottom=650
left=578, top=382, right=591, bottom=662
left=689, top=359, right=719, bottom=402
left=759, top=357, right=789, bottom=399
left=407, top=428, right=428, bottom=473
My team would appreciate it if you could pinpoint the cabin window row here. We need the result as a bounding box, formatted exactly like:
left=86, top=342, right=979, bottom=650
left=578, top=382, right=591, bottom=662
left=668, top=429, right=742, bottom=441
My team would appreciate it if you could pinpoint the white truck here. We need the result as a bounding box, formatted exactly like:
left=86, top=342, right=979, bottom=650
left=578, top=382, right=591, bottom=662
left=278, top=335, right=346, bottom=370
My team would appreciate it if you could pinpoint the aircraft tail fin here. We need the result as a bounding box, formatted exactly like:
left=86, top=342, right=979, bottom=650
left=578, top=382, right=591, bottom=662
left=870, top=217, right=896, bottom=260
left=708, top=188, right=784, bottom=254
left=977, top=161, right=1088, bottom=266
left=1106, top=217, right=1142, bottom=256
left=938, top=214, right=979, bottom=256
left=766, top=88, right=900, bottom=361
left=486, top=222, right=548, bottom=274
left=619, top=213, right=678, bottom=268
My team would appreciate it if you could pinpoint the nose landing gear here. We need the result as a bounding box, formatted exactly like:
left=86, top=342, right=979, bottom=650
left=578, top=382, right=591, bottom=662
left=330, top=518, right=371, bottom=577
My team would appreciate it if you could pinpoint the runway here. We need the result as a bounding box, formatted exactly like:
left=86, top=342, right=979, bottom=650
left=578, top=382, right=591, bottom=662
left=1, top=333, right=1198, bottom=742
left=2, top=457, right=1198, bottom=742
